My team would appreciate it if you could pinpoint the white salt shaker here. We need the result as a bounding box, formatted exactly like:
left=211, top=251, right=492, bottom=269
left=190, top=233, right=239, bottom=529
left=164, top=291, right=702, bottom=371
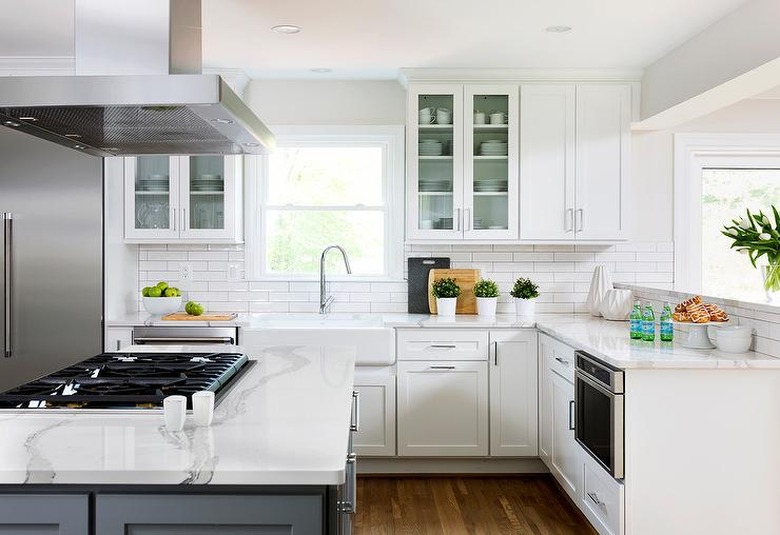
left=192, top=391, right=215, bottom=426
left=163, top=395, right=187, bottom=431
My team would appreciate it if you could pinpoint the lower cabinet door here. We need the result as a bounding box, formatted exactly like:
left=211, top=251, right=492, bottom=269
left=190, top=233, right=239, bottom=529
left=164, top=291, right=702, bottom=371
left=397, top=360, right=489, bottom=456
left=353, top=370, right=396, bottom=456
left=551, top=370, right=581, bottom=501
left=95, top=494, right=324, bottom=535
left=0, top=494, right=89, bottom=535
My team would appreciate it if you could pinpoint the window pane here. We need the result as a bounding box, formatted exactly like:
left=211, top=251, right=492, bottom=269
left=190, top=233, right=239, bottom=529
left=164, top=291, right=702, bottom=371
left=265, top=210, right=384, bottom=275
left=702, top=168, right=780, bottom=300
left=268, top=147, right=383, bottom=206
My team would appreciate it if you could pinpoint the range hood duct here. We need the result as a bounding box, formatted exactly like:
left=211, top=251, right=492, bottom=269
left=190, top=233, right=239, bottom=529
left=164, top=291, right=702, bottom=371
left=0, top=0, right=274, bottom=157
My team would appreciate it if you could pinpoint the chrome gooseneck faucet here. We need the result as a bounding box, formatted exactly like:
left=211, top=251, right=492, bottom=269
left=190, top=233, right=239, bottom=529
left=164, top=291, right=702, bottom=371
left=319, top=245, right=352, bottom=314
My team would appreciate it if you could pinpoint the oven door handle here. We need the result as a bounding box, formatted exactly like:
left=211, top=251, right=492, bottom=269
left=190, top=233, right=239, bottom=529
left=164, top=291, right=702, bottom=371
left=133, top=336, right=235, bottom=344
left=575, top=369, right=616, bottom=397
left=568, top=400, right=575, bottom=431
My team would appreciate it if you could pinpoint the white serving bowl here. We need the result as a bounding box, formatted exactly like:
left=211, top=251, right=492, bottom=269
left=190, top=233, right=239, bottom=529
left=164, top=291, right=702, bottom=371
left=712, top=325, right=753, bottom=353
left=142, top=296, right=182, bottom=315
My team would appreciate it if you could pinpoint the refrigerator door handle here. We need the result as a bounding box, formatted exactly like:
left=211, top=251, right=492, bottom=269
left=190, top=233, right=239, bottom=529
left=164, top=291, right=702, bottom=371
left=2, top=212, right=12, bottom=358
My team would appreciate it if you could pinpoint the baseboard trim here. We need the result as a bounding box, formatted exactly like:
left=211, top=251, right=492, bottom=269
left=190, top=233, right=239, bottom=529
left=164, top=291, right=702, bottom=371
left=357, top=457, right=548, bottom=475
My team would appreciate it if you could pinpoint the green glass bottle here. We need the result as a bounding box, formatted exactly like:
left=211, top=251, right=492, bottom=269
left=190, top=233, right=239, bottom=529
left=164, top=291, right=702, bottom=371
left=660, top=302, right=674, bottom=342
left=642, top=303, right=655, bottom=342
left=629, top=301, right=643, bottom=339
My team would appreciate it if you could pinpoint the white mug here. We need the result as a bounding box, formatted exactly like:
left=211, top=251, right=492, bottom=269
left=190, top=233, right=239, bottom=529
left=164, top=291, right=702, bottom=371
left=490, top=112, right=507, bottom=125
left=163, top=395, right=187, bottom=431
left=192, top=391, right=215, bottom=426
left=418, top=112, right=435, bottom=125
left=474, top=112, right=486, bottom=125
left=436, top=108, right=452, bottom=125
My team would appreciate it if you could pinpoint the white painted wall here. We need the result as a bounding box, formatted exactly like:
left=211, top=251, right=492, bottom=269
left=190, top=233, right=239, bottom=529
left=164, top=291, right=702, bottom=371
left=641, top=0, right=780, bottom=123
left=246, top=80, right=406, bottom=125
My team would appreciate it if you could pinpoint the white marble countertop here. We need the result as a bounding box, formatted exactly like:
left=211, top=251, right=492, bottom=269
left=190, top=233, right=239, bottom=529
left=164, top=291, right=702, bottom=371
left=534, top=315, right=780, bottom=369
left=0, top=345, right=356, bottom=486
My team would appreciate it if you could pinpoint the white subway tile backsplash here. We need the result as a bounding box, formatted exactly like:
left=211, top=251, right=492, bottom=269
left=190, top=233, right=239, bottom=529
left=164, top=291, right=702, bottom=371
left=137, top=242, right=674, bottom=314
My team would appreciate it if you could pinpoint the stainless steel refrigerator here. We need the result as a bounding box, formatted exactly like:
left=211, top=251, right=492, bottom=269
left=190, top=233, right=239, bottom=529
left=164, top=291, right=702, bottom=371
left=0, top=127, right=103, bottom=392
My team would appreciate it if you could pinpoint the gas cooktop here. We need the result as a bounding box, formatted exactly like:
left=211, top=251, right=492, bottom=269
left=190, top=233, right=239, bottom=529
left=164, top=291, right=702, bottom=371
left=0, top=352, right=254, bottom=409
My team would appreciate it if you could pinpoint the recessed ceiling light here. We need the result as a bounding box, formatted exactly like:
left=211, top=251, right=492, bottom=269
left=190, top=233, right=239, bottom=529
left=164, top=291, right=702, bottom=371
left=546, top=25, right=572, bottom=33
left=311, top=68, right=332, bottom=73
left=64, top=133, right=82, bottom=138
left=73, top=144, right=86, bottom=150
left=271, top=24, right=301, bottom=34
left=3, top=120, right=21, bottom=127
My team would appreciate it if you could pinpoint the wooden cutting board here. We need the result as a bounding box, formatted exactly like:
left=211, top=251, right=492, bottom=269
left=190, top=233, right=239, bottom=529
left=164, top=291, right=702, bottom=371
left=162, top=312, right=238, bottom=321
left=427, top=269, right=480, bottom=314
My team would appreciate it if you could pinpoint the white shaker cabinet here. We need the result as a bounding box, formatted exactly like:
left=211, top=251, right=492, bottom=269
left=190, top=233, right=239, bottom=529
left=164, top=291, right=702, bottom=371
left=520, top=84, right=630, bottom=241
left=352, top=369, right=396, bottom=457
left=488, top=330, right=538, bottom=457
left=538, top=334, right=581, bottom=503
left=396, top=329, right=489, bottom=456
left=124, top=155, right=242, bottom=243
left=407, top=84, right=519, bottom=241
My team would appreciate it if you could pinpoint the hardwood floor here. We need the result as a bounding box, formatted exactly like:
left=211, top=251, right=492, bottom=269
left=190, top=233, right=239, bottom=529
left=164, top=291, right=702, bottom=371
left=353, top=475, right=597, bottom=535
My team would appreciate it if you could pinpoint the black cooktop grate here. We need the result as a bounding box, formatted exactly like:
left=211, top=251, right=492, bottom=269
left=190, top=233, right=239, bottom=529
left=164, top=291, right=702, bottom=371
left=0, top=352, right=252, bottom=409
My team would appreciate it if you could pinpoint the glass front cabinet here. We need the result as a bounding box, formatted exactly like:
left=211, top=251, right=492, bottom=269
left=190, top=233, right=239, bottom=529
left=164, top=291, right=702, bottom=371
left=124, top=155, right=242, bottom=243
left=407, top=84, right=519, bottom=240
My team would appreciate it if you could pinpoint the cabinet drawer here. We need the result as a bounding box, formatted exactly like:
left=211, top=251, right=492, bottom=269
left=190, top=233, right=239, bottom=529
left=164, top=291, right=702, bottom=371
left=545, top=335, right=575, bottom=382
left=582, top=454, right=624, bottom=535
left=397, top=329, right=489, bottom=361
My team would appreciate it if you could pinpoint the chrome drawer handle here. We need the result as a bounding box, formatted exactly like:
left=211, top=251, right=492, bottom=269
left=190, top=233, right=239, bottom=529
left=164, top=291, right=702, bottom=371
left=587, top=492, right=604, bottom=507
left=555, top=357, right=570, bottom=366
left=429, top=365, right=456, bottom=370
left=350, top=390, right=360, bottom=433
left=429, top=344, right=456, bottom=350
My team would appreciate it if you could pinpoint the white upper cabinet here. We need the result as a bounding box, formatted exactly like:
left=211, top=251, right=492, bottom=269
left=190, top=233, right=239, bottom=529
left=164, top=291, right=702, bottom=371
left=407, top=83, right=519, bottom=241
left=520, top=84, right=630, bottom=241
left=124, top=155, right=242, bottom=243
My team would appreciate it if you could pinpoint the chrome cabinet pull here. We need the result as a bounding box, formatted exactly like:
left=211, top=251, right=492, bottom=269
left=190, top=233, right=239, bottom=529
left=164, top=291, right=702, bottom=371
left=2, top=213, right=12, bottom=358
left=493, top=341, right=498, bottom=366
left=350, top=390, right=360, bottom=433
left=455, top=208, right=461, bottom=231
left=172, top=208, right=177, bottom=231
left=565, top=208, right=574, bottom=232
left=338, top=452, right=357, bottom=514
left=429, top=344, right=456, bottom=350
left=587, top=492, right=603, bottom=507
left=116, top=340, right=121, bottom=351
left=429, top=365, right=456, bottom=370
left=465, top=208, right=471, bottom=231
left=568, top=400, right=575, bottom=431
left=555, top=357, right=570, bottom=366
left=182, top=208, right=187, bottom=231
left=576, top=208, right=584, bottom=232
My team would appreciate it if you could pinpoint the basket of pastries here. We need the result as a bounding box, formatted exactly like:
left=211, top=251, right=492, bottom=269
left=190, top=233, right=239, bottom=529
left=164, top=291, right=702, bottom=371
left=671, top=295, right=729, bottom=323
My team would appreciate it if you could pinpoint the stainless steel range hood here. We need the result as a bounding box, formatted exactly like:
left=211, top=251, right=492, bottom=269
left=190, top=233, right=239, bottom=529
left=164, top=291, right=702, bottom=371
left=0, top=0, right=274, bottom=157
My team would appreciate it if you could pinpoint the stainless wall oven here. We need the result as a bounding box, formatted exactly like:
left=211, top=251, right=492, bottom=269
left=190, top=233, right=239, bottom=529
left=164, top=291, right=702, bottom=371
left=575, top=351, right=624, bottom=479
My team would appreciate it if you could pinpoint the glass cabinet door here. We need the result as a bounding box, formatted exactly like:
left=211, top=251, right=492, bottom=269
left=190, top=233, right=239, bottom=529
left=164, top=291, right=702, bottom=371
left=407, top=85, right=464, bottom=239
left=464, top=86, right=519, bottom=239
left=186, top=156, right=226, bottom=231
left=130, top=156, right=176, bottom=233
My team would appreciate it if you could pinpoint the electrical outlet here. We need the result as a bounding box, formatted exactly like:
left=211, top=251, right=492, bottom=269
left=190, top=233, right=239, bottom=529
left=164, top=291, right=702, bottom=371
left=227, top=264, right=240, bottom=281
left=179, top=263, right=193, bottom=281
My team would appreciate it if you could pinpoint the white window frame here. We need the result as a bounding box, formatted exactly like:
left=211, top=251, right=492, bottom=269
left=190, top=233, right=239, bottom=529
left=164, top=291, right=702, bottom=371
left=244, top=125, right=405, bottom=281
left=674, top=133, right=780, bottom=293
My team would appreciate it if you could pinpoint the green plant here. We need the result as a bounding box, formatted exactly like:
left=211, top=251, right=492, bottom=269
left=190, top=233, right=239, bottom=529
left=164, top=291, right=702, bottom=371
left=722, top=206, right=780, bottom=291
left=431, top=277, right=461, bottom=299
left=473, top=279, right=499, bottom=298
left=510, top=277, right=539, bottom=299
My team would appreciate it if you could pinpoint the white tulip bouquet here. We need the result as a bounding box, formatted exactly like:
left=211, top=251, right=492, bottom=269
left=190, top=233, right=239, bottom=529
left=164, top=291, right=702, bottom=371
left=721, top=207, right=780, bottom=292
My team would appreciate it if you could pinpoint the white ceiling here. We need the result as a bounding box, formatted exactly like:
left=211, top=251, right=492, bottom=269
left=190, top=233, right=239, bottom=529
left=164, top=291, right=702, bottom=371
left=0, top=0, right=752, bottom=79
left=201, top=0, right=751, bottom=79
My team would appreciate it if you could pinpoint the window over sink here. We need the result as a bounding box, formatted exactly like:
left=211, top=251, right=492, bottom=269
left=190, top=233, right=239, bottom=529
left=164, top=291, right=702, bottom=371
left=245, top=126, right=404, bottom=279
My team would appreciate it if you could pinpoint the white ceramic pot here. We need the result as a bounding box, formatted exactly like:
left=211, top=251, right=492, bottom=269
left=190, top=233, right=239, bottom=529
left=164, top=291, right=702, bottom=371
left=515, top=298, right=536, bottom=316
left=712, top=325, right=753, bottom=353
left=142, top=296, right=182, bottom=315
left=436, top=297, right=457, bottom=317
left=600, top=289, right=633, bottom=320
left=476, top=297, right=497, bottom=316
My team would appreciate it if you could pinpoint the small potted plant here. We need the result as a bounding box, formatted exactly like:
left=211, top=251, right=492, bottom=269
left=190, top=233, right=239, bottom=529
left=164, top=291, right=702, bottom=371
left=431, top=277, right=461, bottom=317
left=473, top=278, right=499, bottom=316
left=510, top=277, right=539, bottom=316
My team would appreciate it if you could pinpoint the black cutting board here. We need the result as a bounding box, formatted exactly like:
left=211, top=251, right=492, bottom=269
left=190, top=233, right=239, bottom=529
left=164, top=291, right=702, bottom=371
left=408, top=257, right=450, bottom=314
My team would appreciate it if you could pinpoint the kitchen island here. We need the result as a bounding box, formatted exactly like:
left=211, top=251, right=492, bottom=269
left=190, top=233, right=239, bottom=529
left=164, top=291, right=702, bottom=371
left=0, top=344, right=356, bottom=535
